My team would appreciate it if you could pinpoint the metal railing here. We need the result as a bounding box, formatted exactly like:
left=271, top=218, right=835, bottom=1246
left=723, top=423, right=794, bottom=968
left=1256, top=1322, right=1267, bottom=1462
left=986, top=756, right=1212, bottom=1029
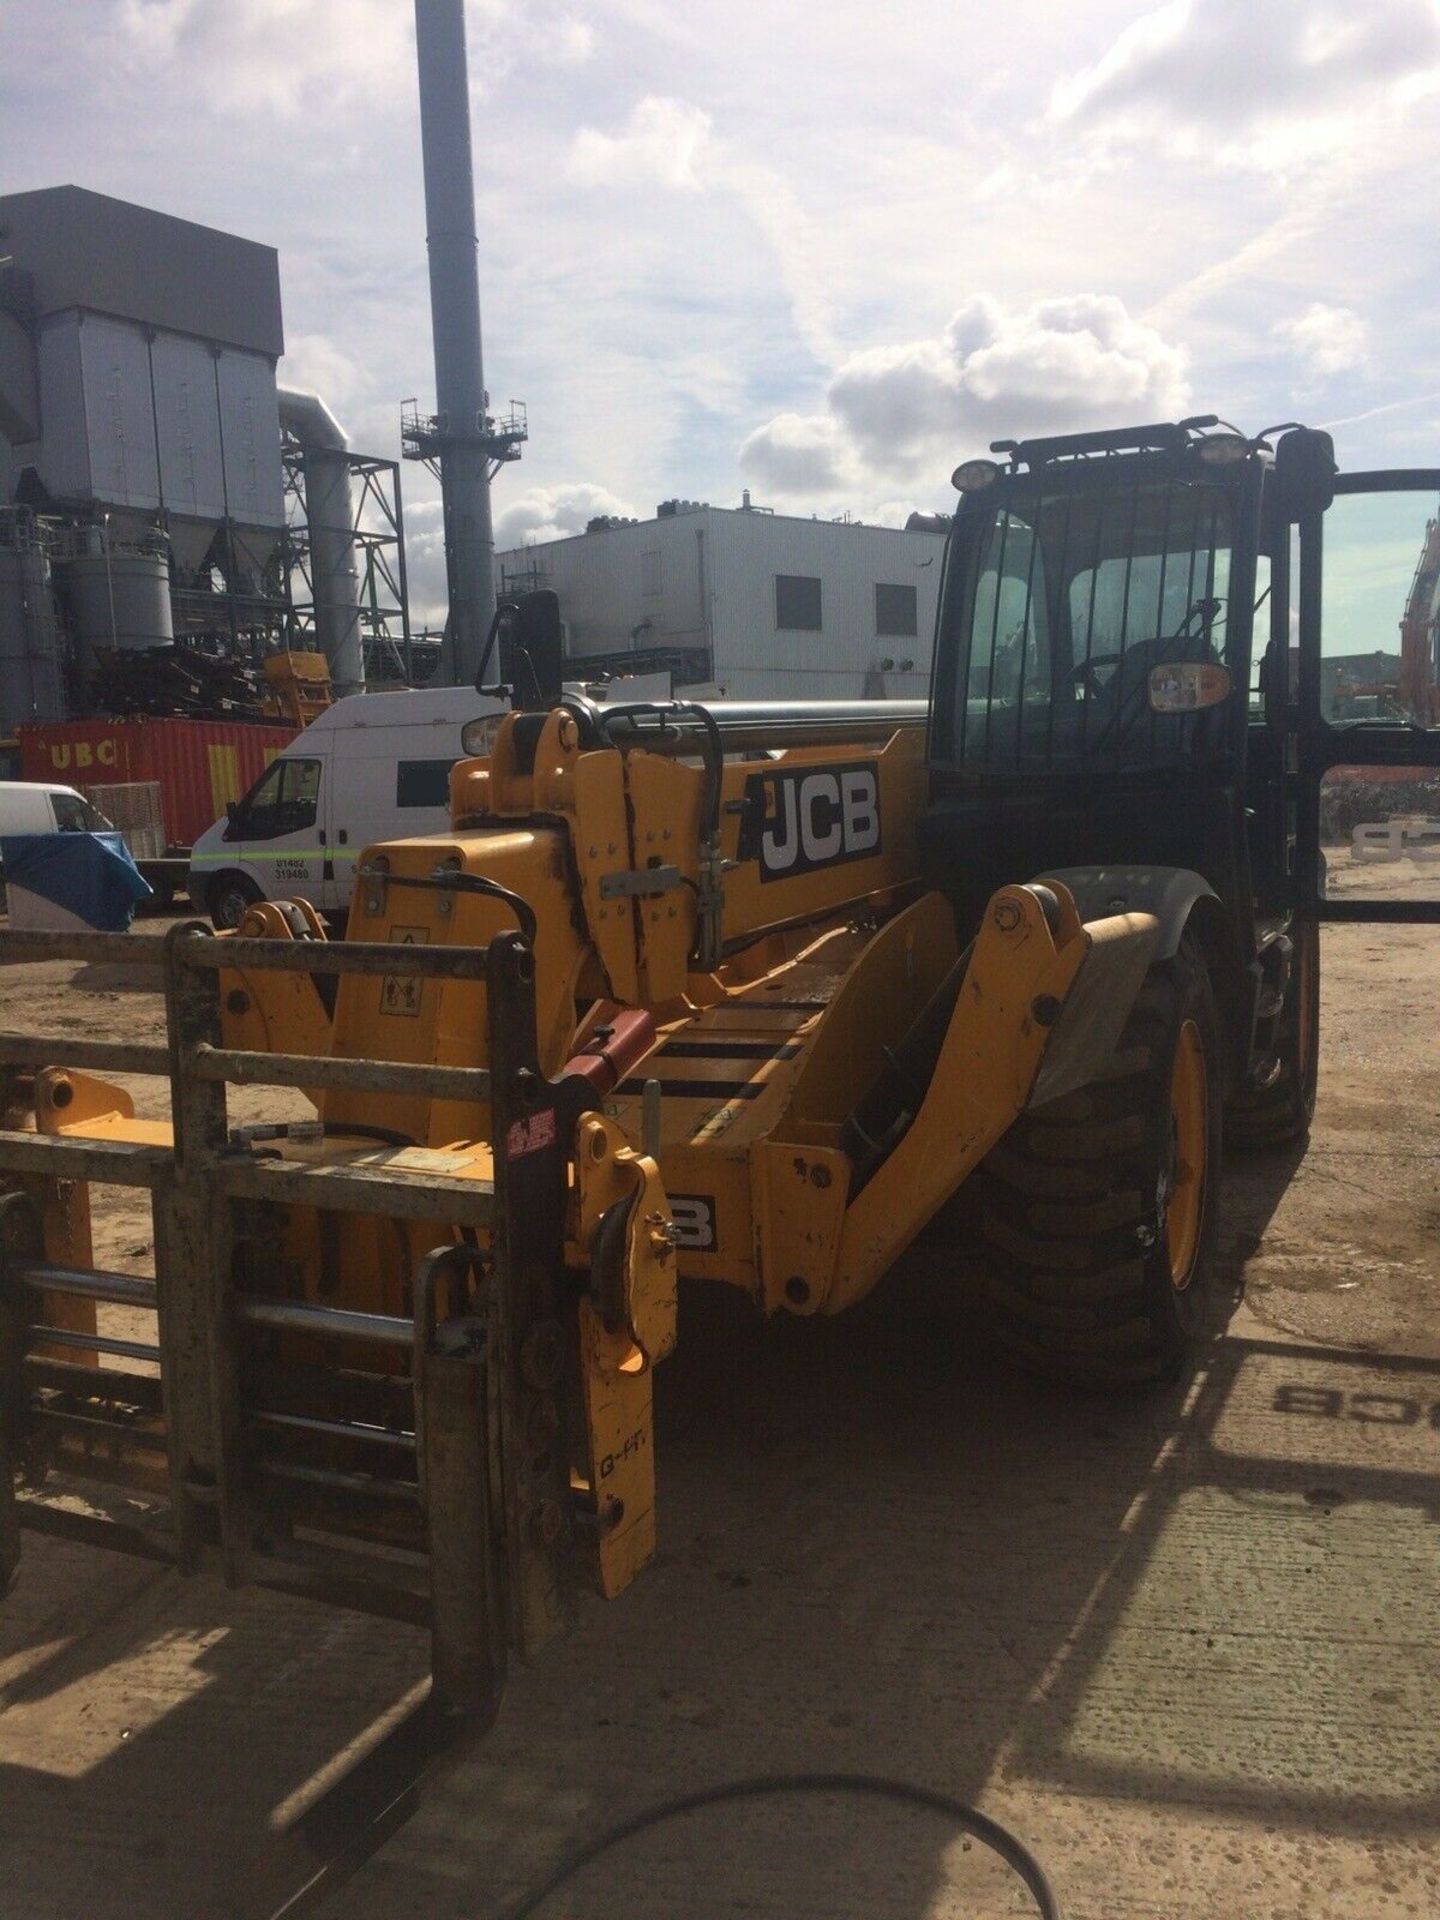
left=0, top=919, right=575, bottom=1723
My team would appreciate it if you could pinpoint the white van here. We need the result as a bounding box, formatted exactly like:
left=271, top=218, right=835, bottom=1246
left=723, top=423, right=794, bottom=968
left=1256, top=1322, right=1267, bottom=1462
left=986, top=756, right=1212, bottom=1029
left=188, top=672, right=677, bottom=929
left=187, top=686, right=507, bottom=928
left=0, top=781, right=114, bottom=840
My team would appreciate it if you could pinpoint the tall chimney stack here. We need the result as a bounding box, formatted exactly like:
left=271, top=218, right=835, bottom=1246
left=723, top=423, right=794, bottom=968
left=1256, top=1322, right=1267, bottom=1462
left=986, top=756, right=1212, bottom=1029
left=414, top=0, right=499, bottom=683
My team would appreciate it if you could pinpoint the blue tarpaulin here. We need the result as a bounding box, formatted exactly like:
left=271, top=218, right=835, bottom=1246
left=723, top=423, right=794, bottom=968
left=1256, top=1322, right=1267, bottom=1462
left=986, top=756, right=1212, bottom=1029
left=1, top=832, right=152, bottom=932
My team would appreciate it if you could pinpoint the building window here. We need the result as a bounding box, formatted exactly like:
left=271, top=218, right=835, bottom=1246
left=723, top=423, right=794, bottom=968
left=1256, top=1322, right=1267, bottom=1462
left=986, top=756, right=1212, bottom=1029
left=396, top=759, right=454, bottom=808
left=875, top=582, right=918, bottom=638
left=775, top=574, right=823, bottom=631
left=641, top=549, right=661, bottom=596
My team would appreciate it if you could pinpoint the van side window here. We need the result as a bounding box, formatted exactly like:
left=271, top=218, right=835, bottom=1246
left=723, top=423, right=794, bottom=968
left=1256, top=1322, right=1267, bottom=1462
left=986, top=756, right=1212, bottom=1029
left=396, top=759, right=454, bottom=808
left=227, top=758, right=321, bottom=841
left=51, top=794, right=91, bottom=832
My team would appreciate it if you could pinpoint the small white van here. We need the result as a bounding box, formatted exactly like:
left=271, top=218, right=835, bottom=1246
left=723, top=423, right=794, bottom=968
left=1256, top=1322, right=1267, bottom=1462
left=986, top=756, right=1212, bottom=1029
left=0, top=781, right=114, bottom=840
left=188, top=686, right=507, bottom=928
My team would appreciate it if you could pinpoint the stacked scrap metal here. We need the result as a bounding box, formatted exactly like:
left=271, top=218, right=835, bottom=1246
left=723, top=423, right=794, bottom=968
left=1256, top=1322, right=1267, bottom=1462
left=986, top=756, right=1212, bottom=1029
left=87, top=644, right=274, bottom=719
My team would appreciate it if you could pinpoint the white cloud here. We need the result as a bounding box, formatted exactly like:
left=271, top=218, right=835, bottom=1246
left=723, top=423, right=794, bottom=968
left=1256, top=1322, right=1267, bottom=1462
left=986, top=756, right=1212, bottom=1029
left=115, top=0, right=415, bottom=117
left=111, top=0, right=591, bottom=119
left=743, top=294, right=1191, bottom=498
left=737, top=413, right=853, bottom=496
left=397, top=498, right=447, bottom=623
left=567, top=97, right=840, bottom=361
left=1274, top=304, right=1370, bottom=380
left=568, top=96, right=714, bottom=190
left=1053, top=0, right=1440, bottom=165
left=116, top=0, right=197, bottom=56
left=554, top=16, right=595, bottom=63
left=494, top=481, right=642, bottom=549
left=279, top=333, right=366, bottom=413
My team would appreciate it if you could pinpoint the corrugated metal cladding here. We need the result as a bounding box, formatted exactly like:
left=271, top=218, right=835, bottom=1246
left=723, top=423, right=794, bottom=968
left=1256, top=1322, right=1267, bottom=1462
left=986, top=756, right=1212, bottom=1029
left=74, top=314, right=159, bottom=508
left=216, top=350, right=285, bottom=528
left=496, top=507, right=946, bottom=701
left=151, top=333, right=229, bottom=523
left=27, top=313, right=283, bottom=530
left=31, top=320, right=90, bottom=501
left=18, top=717, right=297, bottom=847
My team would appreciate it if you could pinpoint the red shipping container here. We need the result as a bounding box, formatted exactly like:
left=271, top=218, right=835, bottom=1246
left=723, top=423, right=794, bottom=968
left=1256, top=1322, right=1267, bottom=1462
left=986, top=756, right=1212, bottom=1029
left=17, top=717, right=299, bottom=849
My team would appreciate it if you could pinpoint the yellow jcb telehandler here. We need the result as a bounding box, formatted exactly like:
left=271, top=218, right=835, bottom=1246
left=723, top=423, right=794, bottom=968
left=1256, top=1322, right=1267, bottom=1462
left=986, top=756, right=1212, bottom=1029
left=4, top=416, right=1437, bottom=1729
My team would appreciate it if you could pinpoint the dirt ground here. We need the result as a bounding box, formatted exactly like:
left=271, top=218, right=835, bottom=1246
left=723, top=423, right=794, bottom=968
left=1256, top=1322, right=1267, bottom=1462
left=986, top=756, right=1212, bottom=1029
left=1, top=876, right=1438, bottom=1920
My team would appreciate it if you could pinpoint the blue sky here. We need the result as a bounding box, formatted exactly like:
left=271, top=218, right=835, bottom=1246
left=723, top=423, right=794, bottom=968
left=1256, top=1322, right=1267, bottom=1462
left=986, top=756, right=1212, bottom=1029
left=5, top=0, right=1440, bottom=616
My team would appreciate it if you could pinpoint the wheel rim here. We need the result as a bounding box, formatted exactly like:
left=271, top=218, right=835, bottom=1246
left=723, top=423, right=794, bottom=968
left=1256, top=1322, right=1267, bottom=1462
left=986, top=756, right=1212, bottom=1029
left=215, top=885, right=250, bottom=929
left=1166, top=1018, right=1208, bottom=1289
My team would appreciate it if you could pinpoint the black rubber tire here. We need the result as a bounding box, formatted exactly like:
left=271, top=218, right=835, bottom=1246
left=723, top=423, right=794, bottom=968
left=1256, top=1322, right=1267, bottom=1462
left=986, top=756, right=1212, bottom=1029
left=206, top=871, right=261, bottom=932
left=1225, top=920, right=1319, bottom=1151
left=976, top=935, right=1224, bottom=1388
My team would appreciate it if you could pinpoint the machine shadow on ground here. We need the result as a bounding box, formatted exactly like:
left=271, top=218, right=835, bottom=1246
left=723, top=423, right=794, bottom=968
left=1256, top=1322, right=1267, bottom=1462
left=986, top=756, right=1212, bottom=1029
left=316, top=1141, right=1439, bottom=1919
left=2, top=1142, right=1436, bottom=1920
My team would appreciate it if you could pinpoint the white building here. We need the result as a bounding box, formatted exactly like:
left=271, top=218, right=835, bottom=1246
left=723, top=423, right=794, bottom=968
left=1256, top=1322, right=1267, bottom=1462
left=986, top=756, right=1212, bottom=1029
left=496, top=499, right=948, bottom=702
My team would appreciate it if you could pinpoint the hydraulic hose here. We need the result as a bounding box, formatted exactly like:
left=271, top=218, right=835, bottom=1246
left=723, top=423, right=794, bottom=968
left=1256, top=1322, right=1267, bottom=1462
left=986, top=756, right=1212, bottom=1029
left=498, top=1771, right=1062, bottom=1920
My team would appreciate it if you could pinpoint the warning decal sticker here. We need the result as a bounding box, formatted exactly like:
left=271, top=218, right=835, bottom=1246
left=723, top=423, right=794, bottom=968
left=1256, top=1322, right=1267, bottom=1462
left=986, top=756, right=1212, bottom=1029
left=380, top=925, right=430, bottom=1017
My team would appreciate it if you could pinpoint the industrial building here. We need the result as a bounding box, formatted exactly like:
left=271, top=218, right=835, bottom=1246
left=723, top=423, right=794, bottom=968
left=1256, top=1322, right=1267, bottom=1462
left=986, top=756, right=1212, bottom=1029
left=2, top=183, right=943, bottom=746
left=497, top=499, right=947, bottom=701
left=0, top=185, right=417, bottom=750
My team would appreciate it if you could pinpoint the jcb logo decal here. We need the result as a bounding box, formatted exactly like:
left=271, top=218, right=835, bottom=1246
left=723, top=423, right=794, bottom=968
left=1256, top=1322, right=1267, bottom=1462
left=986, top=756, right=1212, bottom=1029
left=669, top=1194, right=717, bottom=1252
left=738, top=760, right=881, bottom=883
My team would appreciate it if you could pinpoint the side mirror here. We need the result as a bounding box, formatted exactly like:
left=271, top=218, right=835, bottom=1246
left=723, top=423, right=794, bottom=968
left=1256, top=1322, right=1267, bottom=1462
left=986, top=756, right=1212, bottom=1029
left=226, top=801, right=239, bottom=824
left=512, top=590, right=564, bottom=707
left=483, top=589, right=565, bottom=709
left=1272, top=427, right=1336, bottom=520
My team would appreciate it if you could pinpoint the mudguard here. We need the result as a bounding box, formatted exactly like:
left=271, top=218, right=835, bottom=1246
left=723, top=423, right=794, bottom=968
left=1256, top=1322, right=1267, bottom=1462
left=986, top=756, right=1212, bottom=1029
left=1036, top=865, right=1218, bottom=957
left=1037, top=864, right=1253, bottom=1086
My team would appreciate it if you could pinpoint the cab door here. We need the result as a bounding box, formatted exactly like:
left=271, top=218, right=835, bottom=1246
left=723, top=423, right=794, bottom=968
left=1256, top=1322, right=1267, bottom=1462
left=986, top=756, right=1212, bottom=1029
left=221, top=753, right=328, bottom=905
left=1293, top=468, right=1440, bottom=924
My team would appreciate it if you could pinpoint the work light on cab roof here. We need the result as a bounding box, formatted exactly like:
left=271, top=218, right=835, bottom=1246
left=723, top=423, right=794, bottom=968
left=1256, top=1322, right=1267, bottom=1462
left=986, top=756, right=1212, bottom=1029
left=951, top=458, right=1001, bottom=493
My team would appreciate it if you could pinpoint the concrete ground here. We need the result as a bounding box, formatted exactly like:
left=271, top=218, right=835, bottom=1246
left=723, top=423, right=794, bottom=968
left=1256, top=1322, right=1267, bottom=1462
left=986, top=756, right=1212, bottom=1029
left=1, top=890, right=1437, bottom=1919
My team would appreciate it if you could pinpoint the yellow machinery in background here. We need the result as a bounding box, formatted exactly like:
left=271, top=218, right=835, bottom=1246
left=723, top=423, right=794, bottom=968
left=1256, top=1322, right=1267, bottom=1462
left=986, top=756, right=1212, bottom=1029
left=261, top=649, right=333, bottom=729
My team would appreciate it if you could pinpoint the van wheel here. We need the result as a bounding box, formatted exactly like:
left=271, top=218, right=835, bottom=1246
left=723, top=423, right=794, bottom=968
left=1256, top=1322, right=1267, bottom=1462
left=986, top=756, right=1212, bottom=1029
left=207, top=873, right=261, bottom=931
left=976, top=934, right=1224, bottom=1389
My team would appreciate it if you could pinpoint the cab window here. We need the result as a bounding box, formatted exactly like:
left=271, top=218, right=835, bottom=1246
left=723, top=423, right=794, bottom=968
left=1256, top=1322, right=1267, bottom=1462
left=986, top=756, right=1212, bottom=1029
left=959, top=508, right=1051, bottom=761
left=944, top=478, right=1236, bottom=771
left=52, top=793, right=101, bottom=832
left=226, top=758, right=321, bottom=841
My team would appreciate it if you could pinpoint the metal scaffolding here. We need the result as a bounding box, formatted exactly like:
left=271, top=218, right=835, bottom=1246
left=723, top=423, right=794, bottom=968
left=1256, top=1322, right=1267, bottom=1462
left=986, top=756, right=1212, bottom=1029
left=280, top=434, right=429, bottom=685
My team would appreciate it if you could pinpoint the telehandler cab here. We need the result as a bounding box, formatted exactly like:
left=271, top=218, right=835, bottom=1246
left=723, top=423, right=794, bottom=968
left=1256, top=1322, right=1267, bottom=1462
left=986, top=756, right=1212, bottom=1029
left=3, top=416, right=1438, bottom=1724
